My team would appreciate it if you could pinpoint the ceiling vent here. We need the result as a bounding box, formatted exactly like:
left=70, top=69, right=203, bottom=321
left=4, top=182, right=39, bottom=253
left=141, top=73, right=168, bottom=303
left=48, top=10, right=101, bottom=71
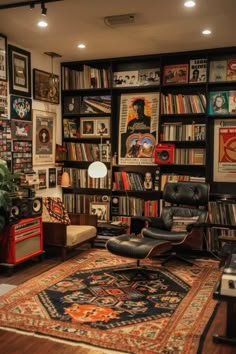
left=104, top=14, right=135, bottom=27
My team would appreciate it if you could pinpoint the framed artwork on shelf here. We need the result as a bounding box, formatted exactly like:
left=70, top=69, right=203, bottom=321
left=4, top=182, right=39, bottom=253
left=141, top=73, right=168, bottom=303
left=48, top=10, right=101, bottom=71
left=38, top=169, right=47, bottom=189
left=89, top=201, right=110, bottom=222
left=63, top=96, right=80, bottom=115
left=80, top=117, right=110, bottom=138
left=32, top=110, right=56, bottom=166
left=8, top=44, right=31, bottom=97
left=10, top=95, right=32, bottom=121
left=118, top=92, right=159, bottom=165
left=48, top=167, right=56, bottom=188
left=213, top=119, right=236, bottom=182
left=33, top=68, right=59, bottom=104
left=0, top=33, right=7, bottom=81
left=163, top=63, right=188, bottom=85
left=80, top=95, right=111, bottom=114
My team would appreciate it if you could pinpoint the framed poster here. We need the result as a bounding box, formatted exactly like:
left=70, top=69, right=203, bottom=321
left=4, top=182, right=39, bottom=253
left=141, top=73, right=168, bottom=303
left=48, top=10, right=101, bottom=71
left=118, top=92, right=159, bottom=165
left=0, top=33, right=7, bottom=81
left=89, top=201, right=110, bottom=222
left=80, top=117, right=110, bottom=138
left=8, top=44, right=31, bottom=97
left=38, top=169, right=47, bottom=189
left=11, top=119, right=32, bottom=140
left=0, top=80, right=8, bottom=118
left=213, top=119, right=236, bottom=182
left=10, top=95, right=32, bottom=120
left=33, top=69, right=59, bottom=104
left=32, top=110, right=56, bottom=166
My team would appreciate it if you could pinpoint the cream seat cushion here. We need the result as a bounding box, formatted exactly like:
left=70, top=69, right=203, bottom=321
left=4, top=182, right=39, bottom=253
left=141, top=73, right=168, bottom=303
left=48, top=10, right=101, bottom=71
left=66, top=225, right=96, bottom=246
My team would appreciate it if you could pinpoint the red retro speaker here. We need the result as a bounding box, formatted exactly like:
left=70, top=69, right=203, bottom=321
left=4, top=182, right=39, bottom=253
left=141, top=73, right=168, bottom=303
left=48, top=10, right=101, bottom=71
left=154, top=144, right=175, bottom=164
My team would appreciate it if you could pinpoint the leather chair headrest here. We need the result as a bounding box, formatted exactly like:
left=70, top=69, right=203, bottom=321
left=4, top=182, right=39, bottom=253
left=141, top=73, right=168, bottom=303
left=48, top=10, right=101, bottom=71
left=163, top=182, right=209, bottom=207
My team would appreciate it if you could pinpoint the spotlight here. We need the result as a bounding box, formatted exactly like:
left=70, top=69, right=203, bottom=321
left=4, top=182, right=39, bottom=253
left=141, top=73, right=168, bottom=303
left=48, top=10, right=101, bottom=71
left=41, top=2, right=47, bottom=16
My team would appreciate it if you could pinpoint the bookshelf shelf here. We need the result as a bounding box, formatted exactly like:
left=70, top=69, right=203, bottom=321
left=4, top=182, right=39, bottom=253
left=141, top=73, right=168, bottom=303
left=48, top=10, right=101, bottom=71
left=61, top=46, right=236, bottom=226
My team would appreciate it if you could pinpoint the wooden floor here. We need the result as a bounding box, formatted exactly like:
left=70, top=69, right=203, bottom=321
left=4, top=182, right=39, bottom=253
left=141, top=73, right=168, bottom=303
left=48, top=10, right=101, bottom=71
left=0, top=253, right=235, bottom=354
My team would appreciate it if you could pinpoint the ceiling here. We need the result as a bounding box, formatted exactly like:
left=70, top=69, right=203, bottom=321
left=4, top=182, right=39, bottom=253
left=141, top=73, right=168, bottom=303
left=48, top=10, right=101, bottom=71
left=0, top=0, right=236, bottom=63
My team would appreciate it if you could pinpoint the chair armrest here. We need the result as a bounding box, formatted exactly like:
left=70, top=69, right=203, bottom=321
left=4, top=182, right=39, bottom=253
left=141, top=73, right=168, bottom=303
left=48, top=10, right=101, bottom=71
left=186, top=221, right=206, bottom=232
left=68, top=213, right=97, bottom=227
left=43, top=222, right=67, bottom=245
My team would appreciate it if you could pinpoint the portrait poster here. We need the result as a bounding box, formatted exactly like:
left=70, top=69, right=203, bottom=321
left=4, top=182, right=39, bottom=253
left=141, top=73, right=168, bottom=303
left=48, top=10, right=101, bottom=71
left=213, top=119, right=236, bottom=182
left=38, top=169, right=47, bottom=189
left=118, top=92, right=159, bottom=165
left=32, top=110, right=56, bottom=165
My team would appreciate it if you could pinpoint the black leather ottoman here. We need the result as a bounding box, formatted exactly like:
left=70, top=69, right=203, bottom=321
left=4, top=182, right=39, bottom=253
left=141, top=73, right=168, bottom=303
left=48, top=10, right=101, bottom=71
left=106, top=234, right=172, bottom=260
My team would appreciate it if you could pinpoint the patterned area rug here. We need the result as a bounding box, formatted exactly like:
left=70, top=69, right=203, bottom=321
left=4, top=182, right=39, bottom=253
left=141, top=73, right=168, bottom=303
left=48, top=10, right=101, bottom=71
left=0, top=249, right=220, bottom=354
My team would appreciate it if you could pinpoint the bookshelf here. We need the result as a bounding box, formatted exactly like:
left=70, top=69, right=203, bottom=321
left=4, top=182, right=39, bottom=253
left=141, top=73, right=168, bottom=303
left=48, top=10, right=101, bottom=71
left=61, top=47, right=236, bottom=232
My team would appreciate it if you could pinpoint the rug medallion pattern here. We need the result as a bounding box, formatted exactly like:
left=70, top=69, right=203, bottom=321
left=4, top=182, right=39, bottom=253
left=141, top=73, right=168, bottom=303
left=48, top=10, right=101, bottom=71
left=0, top=250, right=221, bottom=354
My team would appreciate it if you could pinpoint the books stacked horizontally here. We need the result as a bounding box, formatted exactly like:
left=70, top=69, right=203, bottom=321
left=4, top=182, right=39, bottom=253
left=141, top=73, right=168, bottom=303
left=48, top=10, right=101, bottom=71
left=209, top=59, right=236, bottom=82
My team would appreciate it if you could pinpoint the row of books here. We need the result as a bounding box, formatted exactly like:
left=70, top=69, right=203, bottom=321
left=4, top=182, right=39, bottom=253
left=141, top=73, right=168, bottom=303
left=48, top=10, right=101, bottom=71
left=111, top=196, right=144, bottom=216
left=64, top=168, right=111, bottom=189
left=113, top=171, right=144, bottom=191
left=208, top=200, right=236, bottom=225
left=160, top=123, right=206, bottom=141
left=174, top=148, right=205, bottom=165
left=160, top=174, right=206, bottom=191
left=62, top=65, right=111, bottom=90
left=66, top=142, right=111, bottom=162
left=161, top=93, right=206, bottom=114
left=206, top=228, right=236, bottom=253
left=63, top=194, right=105, bottom=214
left=144, top=200, right=159, bottom=217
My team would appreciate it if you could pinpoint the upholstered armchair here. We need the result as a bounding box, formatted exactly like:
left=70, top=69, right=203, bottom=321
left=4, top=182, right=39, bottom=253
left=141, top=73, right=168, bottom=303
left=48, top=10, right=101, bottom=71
left=42, top=197, right=97, bottom=261
left=106, top=181, right=210, bottom=268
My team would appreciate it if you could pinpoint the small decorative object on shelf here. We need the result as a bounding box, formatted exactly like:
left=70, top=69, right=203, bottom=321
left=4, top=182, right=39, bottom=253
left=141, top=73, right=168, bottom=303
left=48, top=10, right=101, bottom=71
left=112, top=152, right=117, bottom=165
left=154, top=169, right=160, bottom=191
left=144, top=172, right=153, bottom=190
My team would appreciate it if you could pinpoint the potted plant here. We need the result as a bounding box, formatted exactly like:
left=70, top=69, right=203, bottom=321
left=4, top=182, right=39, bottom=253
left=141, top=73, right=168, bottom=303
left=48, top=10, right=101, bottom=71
left=0, top=160, right=22, bottom=233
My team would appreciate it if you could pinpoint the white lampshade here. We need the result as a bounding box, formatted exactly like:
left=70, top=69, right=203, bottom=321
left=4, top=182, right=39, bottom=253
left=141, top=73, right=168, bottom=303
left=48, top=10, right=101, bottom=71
left=88, top=161, right=107, bottom=178
left=61, top=171, right=70, bottom=187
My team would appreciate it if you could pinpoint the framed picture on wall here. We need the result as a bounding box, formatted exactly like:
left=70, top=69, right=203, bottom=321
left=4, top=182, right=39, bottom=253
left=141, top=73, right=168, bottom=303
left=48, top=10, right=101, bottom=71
left=89, top=202, right=110, bottom=222
left=33, top=68, right=59, bottom=104
left=0, top=33, right=7, bottom=81
left=32, top=110, right=56, bottom=166
left=8, top=44, right=31, bottom=97
left=10, top=95, right=32, bottom=121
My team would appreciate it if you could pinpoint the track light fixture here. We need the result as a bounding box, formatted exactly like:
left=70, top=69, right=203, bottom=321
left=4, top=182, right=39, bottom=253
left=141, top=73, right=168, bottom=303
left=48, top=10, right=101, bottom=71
left=41, top=2, right=47, bottom=16
left=0, top=1, right=63, bottom=11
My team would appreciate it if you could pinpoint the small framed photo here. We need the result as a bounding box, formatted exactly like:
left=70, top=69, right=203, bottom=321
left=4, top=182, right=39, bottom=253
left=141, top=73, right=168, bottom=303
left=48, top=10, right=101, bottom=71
left=38, top=169, right=47, bottom=189
left=48, top=167, right=56, bottom=188
left=11, top=119, right=32, bottom=140
left=80, top=117, right=110, bottom=138
left=8, top=44, right=31, bottom=97
left=0, top=34, right=7, bottom=81
left=33, top=68, right=59, bottom=104
left=63, top=96, right=80, bottom=115
left=89, top=201, right=110, bottom=222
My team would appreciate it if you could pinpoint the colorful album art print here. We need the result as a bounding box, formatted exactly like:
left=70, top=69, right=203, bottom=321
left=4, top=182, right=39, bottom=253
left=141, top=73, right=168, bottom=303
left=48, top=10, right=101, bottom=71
left=10, top=95, right=32, bottom=120
left=0, top=80, right=8, bottom=118
left=213, top=119, right=236, bottom=182
left=118, top=92, right=159, bottom=165
left=32, top=110, right=56, bottom=165
left=11, top=119, right=32, bottom=140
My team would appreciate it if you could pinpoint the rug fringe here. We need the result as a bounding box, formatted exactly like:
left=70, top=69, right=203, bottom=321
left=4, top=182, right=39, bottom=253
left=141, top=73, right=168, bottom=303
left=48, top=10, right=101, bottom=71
left=0, top=326, right=126, bottom=354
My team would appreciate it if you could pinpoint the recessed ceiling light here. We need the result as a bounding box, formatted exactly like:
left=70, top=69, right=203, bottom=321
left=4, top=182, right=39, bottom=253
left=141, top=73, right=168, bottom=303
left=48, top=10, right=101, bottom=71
left=77, top=43, right=86, bottom=49
left=184, top=1, right=196, bottom=7
left=38, top=20, right=48, bottom=27
left=202, top=29, right=212, bottom=35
